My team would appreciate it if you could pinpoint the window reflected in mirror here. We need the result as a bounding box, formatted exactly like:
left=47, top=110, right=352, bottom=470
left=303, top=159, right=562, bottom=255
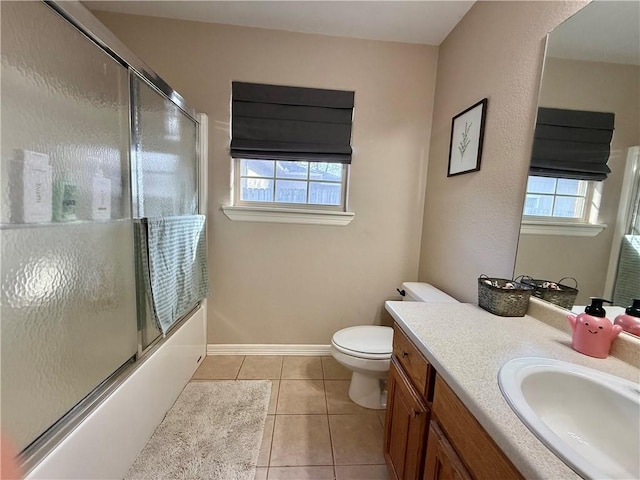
left=514, top=0, right=640, bottom=337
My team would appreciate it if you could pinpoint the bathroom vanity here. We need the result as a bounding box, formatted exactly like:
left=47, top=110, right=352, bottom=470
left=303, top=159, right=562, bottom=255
left=383, top=301, right=640, bottom=480
left=384, top=323, right=521, bottom=480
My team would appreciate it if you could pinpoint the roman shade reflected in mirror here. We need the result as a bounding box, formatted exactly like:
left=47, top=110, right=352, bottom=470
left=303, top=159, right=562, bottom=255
left=531, top=107, right=614, bottom=181
left=514, top=0, right=640, bottom=336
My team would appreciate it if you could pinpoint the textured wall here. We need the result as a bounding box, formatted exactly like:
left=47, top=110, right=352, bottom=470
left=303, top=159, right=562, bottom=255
left=95, top=11, right=438, bottom=344
left=418, top=1, right=588, bottom=302
left=515, top=58, right=640, bottom=305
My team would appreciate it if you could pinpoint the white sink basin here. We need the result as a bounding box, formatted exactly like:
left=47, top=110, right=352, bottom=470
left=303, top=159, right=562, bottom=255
left=499, top=357, right=640, bottom=480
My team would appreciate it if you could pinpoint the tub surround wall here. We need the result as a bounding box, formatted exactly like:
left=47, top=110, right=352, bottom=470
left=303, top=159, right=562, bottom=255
left=418, top=1, right=588, bottom=302
left=95, top=11, right=439, bottom=345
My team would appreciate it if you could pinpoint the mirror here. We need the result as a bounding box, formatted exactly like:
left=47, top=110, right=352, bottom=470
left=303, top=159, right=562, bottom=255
left=514, top=0, right=640, bottom=336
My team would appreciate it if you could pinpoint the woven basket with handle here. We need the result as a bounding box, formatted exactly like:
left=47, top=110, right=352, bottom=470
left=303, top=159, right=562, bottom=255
left=477, top=275, right=535, bottom=317
left=518, top=276, right=579, bottom=310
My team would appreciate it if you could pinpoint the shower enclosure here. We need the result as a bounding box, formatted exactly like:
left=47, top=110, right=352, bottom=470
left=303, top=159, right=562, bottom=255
left=0, top=0, right=204, bottom=468
left=607, top=146, right=640, bottom=305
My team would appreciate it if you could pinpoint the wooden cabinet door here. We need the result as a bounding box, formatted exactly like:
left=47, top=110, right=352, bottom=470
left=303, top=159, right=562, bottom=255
left=384, top=357, right=429, bottom=480
left=431, top=375, right=524, bottom=480
left=424, top=421, right=472, bottom=480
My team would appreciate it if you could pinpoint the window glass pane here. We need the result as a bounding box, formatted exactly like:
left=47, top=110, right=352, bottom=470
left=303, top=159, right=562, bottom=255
left=276, top=161, right=308, bottom=180
left=524, top=194, right=554, bottom=216
left=241, top=159, right=274, bottom=178
left=275, top=180, right=307, bottom=203
left=236, top=159, right=346, bottom=209
left=310, top=162, right=343, bottom=182
left=527, top=176, right=556, bottom=194
left=309, top=182, right=342, bottom=205
left=553, top=196, right=584, bottom=218
left=556, top=178, right=587, bottom=196
left=241, top=178, right=273, bottom=201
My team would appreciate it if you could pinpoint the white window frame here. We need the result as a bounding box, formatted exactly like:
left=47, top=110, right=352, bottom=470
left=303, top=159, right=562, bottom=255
left=223, top=158, right=355, bottom=226
left=521, top=176, right=606, bottom=236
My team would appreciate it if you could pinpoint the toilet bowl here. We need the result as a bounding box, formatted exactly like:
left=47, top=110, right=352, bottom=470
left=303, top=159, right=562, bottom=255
left=331, top=325, right=393, bottom=410
left=330, top=282, right=458, bottom=409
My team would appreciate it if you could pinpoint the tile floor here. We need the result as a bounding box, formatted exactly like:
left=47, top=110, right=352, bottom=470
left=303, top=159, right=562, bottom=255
left=191, top=355, right=390, bottom=480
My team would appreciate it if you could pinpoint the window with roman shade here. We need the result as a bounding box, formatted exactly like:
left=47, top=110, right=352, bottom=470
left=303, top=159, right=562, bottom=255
left=530, top=107, right=615, bottom=181
left=230, top=81, right=355, bottom=164
left=224, top=82, right=356, bottom=225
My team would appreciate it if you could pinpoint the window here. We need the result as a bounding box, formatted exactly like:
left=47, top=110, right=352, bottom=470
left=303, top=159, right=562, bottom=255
left=235, top=159, right=347, bottom=210
left=224, top=81, right=355, bottom=225
left=523, top=176, right=590, bottom=220
left=521, top=175, right=606, bottom=237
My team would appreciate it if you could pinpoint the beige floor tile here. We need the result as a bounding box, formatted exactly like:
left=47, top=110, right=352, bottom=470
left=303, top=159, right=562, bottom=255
left=258, top=415, right=275, bottom=467
left=270, top=415, right=333, bottom=467
left=282, top=356, right=323, bottom=379
left=329, top=414, right=385, bottom=465
left=268, top=380, right=280, bottom=415
left=267, top=466, right=335, bottom=479
left=321, top=357, right=351, bottom=380
left=255, top=467, right=268, bottom=480
left=335, top=465, right=390, bottom=480
left=238, top=355, right=283, bottom=379
left=190, top=355, right=244, bottom=380
left=277, top=380, right=327, bottom=414
left=325, top=380, right=378, bottom=415
left=377, top=409, right=387, bottom=427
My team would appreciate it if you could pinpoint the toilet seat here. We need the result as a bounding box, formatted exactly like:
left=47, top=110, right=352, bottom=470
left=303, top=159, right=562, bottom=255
left=331, top=326, right=393, bottom=360
left=329, top=283, right=457, bottom=410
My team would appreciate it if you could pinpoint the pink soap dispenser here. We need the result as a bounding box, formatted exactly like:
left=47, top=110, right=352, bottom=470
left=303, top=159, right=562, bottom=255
left=567, top=298, right=622, bottom=359
left=614, top=299, right=640, bottom=336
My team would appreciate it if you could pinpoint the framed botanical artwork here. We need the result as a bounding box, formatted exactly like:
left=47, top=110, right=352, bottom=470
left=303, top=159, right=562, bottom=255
left=447, top=98, right=488, bottom=177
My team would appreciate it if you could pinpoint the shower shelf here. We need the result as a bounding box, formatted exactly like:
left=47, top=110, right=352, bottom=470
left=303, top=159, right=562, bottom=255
left=0, top=218, right=129, bottom=230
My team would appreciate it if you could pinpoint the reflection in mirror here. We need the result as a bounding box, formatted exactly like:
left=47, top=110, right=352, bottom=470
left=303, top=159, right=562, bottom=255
left=514, top=0, right=640, bottom=336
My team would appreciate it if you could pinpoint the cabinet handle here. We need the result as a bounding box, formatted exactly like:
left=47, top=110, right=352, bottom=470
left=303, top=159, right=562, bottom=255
left=412, top=409, right=420, bottom=418
left=402, top=351, right=409, bottom=358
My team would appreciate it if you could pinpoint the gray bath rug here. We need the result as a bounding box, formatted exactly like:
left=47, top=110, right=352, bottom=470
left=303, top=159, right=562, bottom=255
left=125, top=380, right=271, bottom=480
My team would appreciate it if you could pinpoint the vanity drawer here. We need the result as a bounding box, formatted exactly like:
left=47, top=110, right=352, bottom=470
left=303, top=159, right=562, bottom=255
left=393, top=323, right=431, bottom=397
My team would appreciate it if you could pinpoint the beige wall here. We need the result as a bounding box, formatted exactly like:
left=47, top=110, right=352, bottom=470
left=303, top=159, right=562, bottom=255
left=418, top=1, right=588, bottom=303
left=515, top=58, right=640, bottom=305
left=96, top=12, right=438, bottom=344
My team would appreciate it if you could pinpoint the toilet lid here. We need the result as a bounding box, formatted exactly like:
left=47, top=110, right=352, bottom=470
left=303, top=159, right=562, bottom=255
left=332, top=326, right=393, bottom=355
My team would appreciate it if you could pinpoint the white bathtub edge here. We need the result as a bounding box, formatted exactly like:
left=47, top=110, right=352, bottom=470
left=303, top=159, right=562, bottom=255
left=25, top=303, right=207, bottom=480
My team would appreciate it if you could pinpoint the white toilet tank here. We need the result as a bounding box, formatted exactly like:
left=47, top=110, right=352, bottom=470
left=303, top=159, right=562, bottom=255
left=400, top=282, right=458, bottom=303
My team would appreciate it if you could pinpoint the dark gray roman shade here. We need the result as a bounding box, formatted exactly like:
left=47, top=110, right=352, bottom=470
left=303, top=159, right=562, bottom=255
left=530, top=107, right=614, bottom=181
left=230, top=82, right=355, bottom=164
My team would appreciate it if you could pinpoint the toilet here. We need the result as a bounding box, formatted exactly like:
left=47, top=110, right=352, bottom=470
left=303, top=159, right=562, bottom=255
left=330, top=282, right=458, bottom=409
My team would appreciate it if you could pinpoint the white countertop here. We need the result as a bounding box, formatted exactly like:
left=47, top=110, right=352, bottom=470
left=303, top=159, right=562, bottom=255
left=384, top=301, right=640, bottom=480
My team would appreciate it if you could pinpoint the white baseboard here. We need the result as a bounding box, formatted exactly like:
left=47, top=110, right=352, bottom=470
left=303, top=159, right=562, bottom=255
left=207, top=344, right=332, bottom=356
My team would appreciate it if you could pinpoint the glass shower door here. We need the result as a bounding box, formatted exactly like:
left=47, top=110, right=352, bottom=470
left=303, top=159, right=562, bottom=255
left=0, top=1, right=137, bottom=451
left=130, top=73, right=199, bottom=349
left=612, top=147, right=640, bottom=306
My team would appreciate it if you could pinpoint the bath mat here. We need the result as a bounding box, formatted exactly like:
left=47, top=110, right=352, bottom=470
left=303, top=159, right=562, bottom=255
left=125, top=380, right=271, bottom=480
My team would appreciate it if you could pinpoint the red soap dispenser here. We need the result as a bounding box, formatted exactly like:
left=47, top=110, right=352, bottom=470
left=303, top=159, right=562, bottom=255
left=567, top=298, right=622, bottom=359
left=614, top=299, right=640, bottom=336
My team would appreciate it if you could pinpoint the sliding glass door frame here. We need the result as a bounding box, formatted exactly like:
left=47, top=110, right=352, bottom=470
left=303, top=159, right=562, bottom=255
left=14, top=0, right=202, bottom=473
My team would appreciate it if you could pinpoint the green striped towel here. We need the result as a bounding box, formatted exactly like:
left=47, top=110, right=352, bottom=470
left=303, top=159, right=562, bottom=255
left=136, top=215, right=209, bottom=335
left=613, top=235, right=640, bottom=307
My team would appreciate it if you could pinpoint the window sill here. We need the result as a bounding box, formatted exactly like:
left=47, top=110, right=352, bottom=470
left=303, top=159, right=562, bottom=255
left=222, top=205, right=355, bottom=226
left=520, top=220, right=606, bottom=237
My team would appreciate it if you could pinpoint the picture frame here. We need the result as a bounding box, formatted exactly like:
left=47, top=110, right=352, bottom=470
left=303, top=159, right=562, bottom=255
left=447, top=98, right=488, bottom=177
